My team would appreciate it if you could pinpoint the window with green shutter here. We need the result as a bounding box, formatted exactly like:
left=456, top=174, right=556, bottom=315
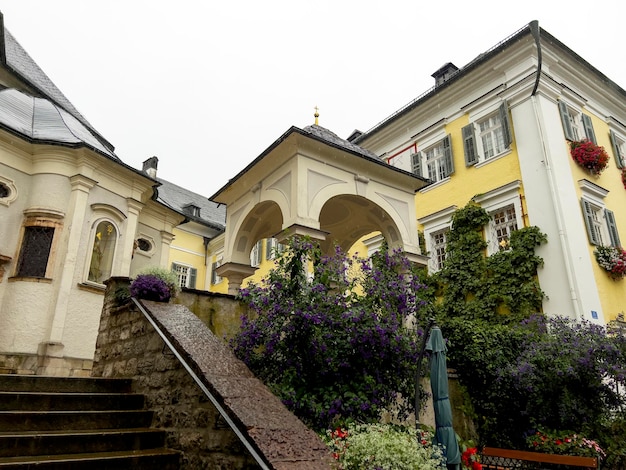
left=463, top=101, right=512, bottom=165
left=609, top=130, right=626, bottom=169
left=416, top=134, right=454, bottom=183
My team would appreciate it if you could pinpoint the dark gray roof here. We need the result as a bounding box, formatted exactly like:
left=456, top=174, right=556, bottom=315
left=0, top=88, right=118, bottom=159
left=2, top=23, right=115, bottom=154
left=155, top=177, right=226, bottom=231
left=303, top=124, right=381, bottom=161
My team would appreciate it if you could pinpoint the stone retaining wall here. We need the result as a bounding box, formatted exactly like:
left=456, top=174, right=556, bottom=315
left=92, top=277, right=261, bottom=469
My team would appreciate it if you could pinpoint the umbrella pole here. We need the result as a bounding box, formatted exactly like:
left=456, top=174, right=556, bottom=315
left=415, top=317, right=435, bottom=430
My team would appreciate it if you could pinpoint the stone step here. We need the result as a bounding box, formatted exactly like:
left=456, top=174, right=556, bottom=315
left=0, top=410, right=154, bottom=432
left=0, top=375, right=132, bottom=394
left=0, top=448, right=180, bottom=469
left=0, top=428, right=167, bottom=458
left=0, top=391, right=145, bottom=411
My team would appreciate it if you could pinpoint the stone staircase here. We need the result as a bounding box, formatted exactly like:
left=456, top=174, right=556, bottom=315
left=0, top=374, right=180, bottom=469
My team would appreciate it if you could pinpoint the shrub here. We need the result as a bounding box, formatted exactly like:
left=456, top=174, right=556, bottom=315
left=130, top=274, right=171, bottom=302
left=231, top=237, right=430, bottom=431
left=130, top=266, right=179, bottom=302
left=321, top=423, right=446, bottom=470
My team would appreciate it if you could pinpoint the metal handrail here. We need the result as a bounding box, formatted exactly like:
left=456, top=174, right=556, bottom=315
left=131, top=297, right=271, bottom=470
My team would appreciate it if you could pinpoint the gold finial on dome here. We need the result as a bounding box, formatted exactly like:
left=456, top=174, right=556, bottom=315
left=314, top=106, right=319, bottom=125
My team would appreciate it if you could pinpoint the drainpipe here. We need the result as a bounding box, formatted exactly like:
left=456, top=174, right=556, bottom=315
left=529, top=21, right=582, bottom=321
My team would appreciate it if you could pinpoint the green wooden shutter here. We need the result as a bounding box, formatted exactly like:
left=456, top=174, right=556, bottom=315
left=211, top=262, right=218, bottom=284
left=411, top=152, right=422, bottom=177
left=605, top=209, right=621, bottom=247
left=443, top=135, right=454, bottom=177
left=609, top=130, right=625, bottom=169
left=499, top=101, right=513, bottom=148
left=462, top=124, right=478, bottom=166
left=581, top=199, right=601, bottom=245
left=189, top=268, right=197, bottom=289
left=558, top=100, right=574, bottom=141
left=581, top=114, right=597, bottom=144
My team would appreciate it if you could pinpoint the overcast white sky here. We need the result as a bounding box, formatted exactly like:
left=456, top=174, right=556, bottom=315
left=2, top=1, right=625, bottom=197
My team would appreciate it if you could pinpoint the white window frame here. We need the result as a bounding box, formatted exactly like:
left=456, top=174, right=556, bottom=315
left=473, top=181, right=524, bottom=255
left=85, top=218, right=120, bottom=286
left=558, top=100, right=596, bottom=144
left=172, top=262, right=196, bottom=289
left=418, top=205, right=457, bottom=273
left=250, top=240, right=263, bottom=267
left=413, top=134, right=454, bottom=185
left=211, top=253, right=223, bottom=285
left=490, top=205, right=519, bottom=252
left=579, top=179, right=620, bottom=247
left=430, top=229, right=449, bottom=271
left=0, top=175, right=17, bottom=207
left=463, top=100, right=513, bottom=167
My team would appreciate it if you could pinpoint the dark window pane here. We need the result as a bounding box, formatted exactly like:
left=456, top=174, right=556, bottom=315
left=16, top=226, right=54, bottom=277
left=0, top=183, right=8, bottom=198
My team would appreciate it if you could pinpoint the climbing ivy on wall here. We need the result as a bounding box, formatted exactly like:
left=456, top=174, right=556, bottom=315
left=433, top=202, right=547, bottom=324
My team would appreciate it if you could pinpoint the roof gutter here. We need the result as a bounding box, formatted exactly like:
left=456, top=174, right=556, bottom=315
left=529, top=20, right=542, bottom=96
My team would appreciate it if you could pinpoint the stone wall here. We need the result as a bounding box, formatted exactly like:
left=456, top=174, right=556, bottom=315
left=93, top=277, right=332, bottom=470
left=92, top=277, right=261, bottom=469
left=173, top=288, right=248, bottom=340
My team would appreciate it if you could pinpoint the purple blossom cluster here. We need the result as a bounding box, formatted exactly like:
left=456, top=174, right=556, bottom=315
left=231, top=237, right=429, bottom=430
left=129, top=274, right=171, bottom=302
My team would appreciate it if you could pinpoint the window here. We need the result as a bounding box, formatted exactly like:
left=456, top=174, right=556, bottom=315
left=183, top=204, right=201, bottom=217
left=490, top=205, right=518, bottom=251
left=431, top=229, right=449, bottom=270
left=0, top=176, right=17, bottom=206
left=579, top=179, right=620, bottom=247
left=16, top=226, right=55, bottom=277
left=609, top=130, right=626, bottom=169
left=412, top=134, right=454, bottom=182
left=473, top=181, right=523, bottom=255
left=558, top=101, right=596, bottom=143
left=418, top=205, right=456, bottom=273
left=250, top=240, right=263, bottom=267
left=88, top=220, right=118, bottom=284
left=172, top=263, right=197, bottom=289
left=266, top=237, right=286, bottom=260
left=463, top=101, right=512, bottom=166
left=211, top=255, right=223, bottom=285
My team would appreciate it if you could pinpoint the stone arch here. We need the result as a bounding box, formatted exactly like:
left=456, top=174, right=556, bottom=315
left=317, top=194, right=403, bottom=255
left=229, top=200, right=284, bottom=266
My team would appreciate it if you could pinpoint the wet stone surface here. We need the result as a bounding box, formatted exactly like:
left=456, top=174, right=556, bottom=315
left=93, top=278, right=332, bottom=469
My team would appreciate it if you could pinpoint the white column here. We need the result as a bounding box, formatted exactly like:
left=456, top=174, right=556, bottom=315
left=47, top=175, right=96, bottom=346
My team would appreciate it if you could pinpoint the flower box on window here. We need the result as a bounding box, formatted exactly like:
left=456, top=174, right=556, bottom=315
left=594, top=245, right=626, bottom=279
left=570, top=140, right=610, bottom=175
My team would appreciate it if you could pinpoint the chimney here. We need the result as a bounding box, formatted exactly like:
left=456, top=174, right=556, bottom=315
left=431, top=62, right=459, bottom=87
left=142, top=156, right=158, bottom=179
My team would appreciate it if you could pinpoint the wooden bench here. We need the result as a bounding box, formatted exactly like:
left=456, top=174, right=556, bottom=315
left=481, top=447, right=598, bottom=470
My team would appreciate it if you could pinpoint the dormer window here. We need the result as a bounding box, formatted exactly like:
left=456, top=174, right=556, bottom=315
left=183, top=204, right=201, bottom=217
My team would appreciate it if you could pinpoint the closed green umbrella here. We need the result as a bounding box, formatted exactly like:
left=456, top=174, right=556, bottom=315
left=427, top=326, right=461, bottom=469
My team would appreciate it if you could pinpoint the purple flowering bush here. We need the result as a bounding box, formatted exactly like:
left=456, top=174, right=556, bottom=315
left=130, top=274, right=172, bottom=302
left=444, top=315, right=626, bottom=453
left=230, top=237, right=430, bottom=431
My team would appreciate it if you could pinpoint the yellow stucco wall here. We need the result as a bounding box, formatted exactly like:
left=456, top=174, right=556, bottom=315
left=168, top=228, right=208, bottom=290
left=571, top=113, right=625, bottom=322
left=415, top=115, right=525, bottom=224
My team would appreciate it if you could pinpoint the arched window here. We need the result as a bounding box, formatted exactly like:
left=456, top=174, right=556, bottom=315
left=88, top=220, right=118, bottom=284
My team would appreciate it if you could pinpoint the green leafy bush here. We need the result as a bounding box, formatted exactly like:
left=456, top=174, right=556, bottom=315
left=321, top=423, right=445, bottom=470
